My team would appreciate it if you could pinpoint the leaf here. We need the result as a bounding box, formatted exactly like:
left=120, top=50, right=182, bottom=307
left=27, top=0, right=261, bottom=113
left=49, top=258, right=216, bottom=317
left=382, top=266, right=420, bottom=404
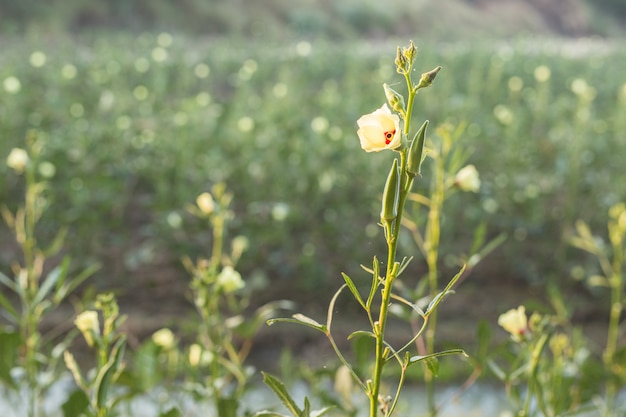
left=408, top=348, right=467, bottom=371
left=346, top=330, right=376, bottom=340
left=425, top=265, right=466, bottom=317
left=62, top=389, right=89, bottom=417
left=54, top=262, right=101, bottom=304
left=486, top=359, right=507, bottom=381
left=64, top=351, right=88, bottom=391
left=42, top=227, right=68, bottom=257
left=0, top=328, right=20, bottom=388
left=158, top=408, right=183, bottom=417
left=93, top=336, right=126, bottom=409
left=326, top=284, right=347, bottom=330
left=0, top=289, right=18, bottom=322
left=252, top=412, right=290, bottom=417
left=311, top=407, right=335, bottom=417
left=262, top=372, right=302, bottom=417
left=0, top=271, right=17, bottom=293
left=366, top=257, right=381, bottom=309
left=33, top=258, right=70, bottom=306
left=341, top=273, right=365, bottom=310
left=267, top=314, right=327, bottom=333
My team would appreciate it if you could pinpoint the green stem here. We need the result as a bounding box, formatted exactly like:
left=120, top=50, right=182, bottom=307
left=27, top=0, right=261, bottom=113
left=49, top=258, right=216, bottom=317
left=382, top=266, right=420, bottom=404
left=424, top=146, right=444, bottom=416
left=370, top=151, right=409, bottom=417
left=603, top=246, right=623, bottom=416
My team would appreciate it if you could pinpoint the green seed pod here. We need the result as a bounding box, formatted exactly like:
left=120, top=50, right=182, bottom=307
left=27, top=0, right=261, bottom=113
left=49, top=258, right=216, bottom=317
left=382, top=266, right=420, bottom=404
left=407, top=120, right=429, bottom=178
left=381, top=158, right=400, bottom=222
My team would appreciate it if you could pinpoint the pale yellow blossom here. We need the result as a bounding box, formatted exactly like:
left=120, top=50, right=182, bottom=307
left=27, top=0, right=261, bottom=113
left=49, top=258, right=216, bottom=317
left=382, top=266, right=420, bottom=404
left=356, top=104, right=402, bottom=152
left=455, top=165, right=480, bottom=192
left=498, top=306, right=528, bottom=341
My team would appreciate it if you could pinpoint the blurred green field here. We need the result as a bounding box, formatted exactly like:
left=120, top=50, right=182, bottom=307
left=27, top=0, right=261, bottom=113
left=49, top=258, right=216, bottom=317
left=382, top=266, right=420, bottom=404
left=1, top=33, right=625, bottom=311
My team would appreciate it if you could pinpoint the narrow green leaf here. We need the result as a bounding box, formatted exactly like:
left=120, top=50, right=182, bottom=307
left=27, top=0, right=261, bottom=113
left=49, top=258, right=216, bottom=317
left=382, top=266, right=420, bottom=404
left=303, top=397, right=311, bottom=416
left=408, top=348, right=467, bottom=368
left=55, top=262, right=101, bottom=304
left=341, top=273, right=365, bottom=310
left=33, top=258, right=69, bottom=306
left=262, top=372, right=302, bottom=417
left=0, top=290, right=18, bottom=321
left=396, top=256, right=413, bottom=277
left=425, top=265, right=466, bottom=317
left=311, top=407, right=335, bottom=417
left=94, top=336, right=126, bottom=409
left=252, top=412, right=290, bottom=417
left=326, top=283, right=347, bottom=330
left=42, top=227, right=68, bottom=257
left=0, top=271, right=17, bottom=293
left=64, top=351, right=88, bottom=391
left=346, top=330, right=376, bottom=340
left=267, top=314, right=327, bottom=333
left=486, top=359, right=507, bottom=381
left=366, top=257, right=381, bottom=309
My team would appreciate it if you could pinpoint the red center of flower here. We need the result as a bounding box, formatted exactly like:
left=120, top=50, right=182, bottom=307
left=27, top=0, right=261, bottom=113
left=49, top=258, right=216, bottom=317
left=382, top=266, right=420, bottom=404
left=384, top=130, right=395, bottom=145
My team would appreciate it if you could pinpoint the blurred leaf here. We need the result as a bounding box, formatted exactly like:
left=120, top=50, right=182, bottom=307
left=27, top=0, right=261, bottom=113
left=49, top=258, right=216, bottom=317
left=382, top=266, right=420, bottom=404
left=217, top=396, right=239, bottom=417
left=159, top=408, right=182, bottom=417
left=346, top=330, right=375, bottom=340
left=62, top=389, right=89, bottom=417
left=33, top=257, right=70, bottom=306
left=0, top=271, right=17, bottom=293
left=0, top=328, right=20, bottom=388
left=408, top=348, right=466, bottom=372
left=0, top=287, right=18, bottom=322
left=42, top=227, right=68, bottom=257
left=94, top=336, right=126, bottom=409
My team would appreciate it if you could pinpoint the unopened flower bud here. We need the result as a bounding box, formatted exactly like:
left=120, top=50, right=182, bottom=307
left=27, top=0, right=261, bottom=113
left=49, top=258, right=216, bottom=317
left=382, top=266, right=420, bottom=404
left=407, top=120, right=428, bottom=177
left=380, top=159, right=400, bottom=222
left=383, top=83, right=405, bottom=114
left=75, top=310, right=100, bottom=347
left=216, top=266, right=245, bottom=293
left=196, top=192, right=215, bottom=215
left=416, top=66, right=443, bottom=90
left=402, top=41, right=417, bottom=63
left=152, top=328, right=176, bottom=350
left=394, top=47, right=407, bottom=73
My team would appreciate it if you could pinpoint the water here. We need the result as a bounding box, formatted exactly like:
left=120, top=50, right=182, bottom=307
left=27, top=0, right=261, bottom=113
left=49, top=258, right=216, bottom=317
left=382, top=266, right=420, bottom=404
left=2, top=378, right=624, bottom=416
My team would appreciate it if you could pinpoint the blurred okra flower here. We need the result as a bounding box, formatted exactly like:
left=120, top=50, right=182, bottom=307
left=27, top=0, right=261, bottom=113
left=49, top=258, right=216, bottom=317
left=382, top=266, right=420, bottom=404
left=498, top=305, right=528, bottom=341
left=454, top=164, right=480, bottom=192
left=7, top=147, right=29, bottom=174
left=356, top=104, right=402, bottom=152
left=75, top=310, right=100, bottom=347
left=152, top=328, right=176, bottom=350
left=216, top=265, right=245, bottom=293
left=196, top=192, right=215, bottom=215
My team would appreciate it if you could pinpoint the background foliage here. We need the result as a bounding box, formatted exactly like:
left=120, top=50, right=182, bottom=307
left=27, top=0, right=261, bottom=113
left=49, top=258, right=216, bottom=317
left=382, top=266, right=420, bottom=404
left=2, top=33, right=625, bottom=311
